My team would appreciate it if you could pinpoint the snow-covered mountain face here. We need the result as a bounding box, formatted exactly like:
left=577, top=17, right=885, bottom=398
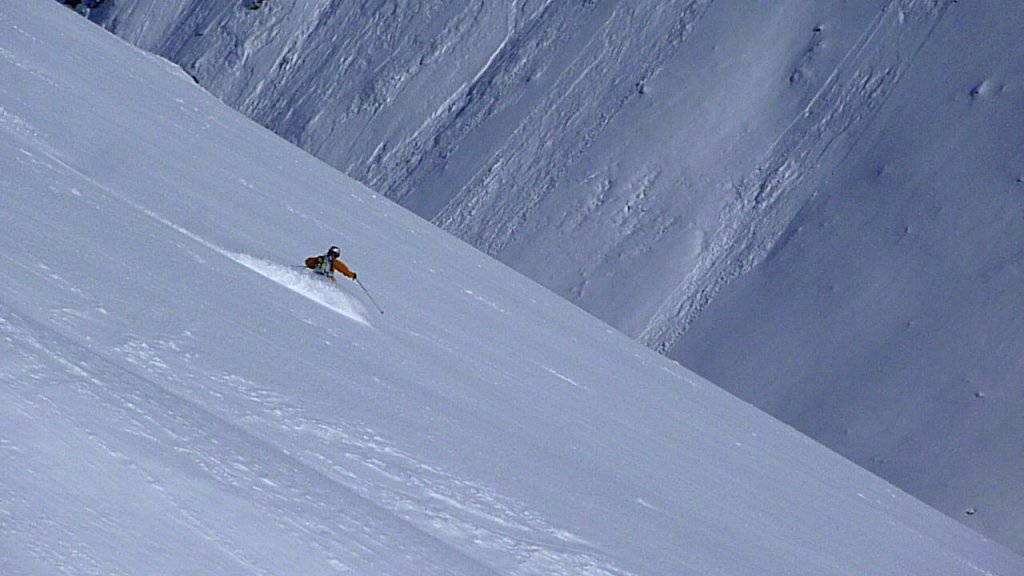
left=81, top=0, right=910, bottom=341
left=74, top=0, right=1024, bottom=552
left=674, top=0, right=1024, bottom=552
left=5, top=3, right=1024, bottom=574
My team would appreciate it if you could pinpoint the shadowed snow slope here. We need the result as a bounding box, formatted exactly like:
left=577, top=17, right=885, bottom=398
left=3, top=3, right=1022, bottom=574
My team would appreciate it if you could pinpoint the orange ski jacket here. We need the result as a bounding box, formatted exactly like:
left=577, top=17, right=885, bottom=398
left=305, top=255, right=357, bottom=280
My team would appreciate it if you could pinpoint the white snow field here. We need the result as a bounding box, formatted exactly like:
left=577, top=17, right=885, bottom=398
left=2, top=3, right=1022, bottom=574
left=2, top=4, right=1024, bottom=573
left=78, top=0, right=1024, bottom=553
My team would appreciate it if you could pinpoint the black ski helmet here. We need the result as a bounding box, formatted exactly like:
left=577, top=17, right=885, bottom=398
left=328, top=246, right=340, bottom=257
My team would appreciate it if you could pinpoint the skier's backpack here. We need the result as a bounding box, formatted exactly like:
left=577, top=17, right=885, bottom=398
left=315, top=254, right=334, bottom=277
left=305, top=255, right=330, bottom=276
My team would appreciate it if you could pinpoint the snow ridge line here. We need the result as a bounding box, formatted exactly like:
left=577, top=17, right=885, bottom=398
left=639, top=0, right=956, bottom=353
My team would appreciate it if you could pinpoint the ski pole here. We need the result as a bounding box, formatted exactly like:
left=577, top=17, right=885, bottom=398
left=356, top=278, right=384, bottom=315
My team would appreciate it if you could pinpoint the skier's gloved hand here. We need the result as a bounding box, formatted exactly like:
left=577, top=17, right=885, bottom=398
left=351, top=272, right=357, bottom=280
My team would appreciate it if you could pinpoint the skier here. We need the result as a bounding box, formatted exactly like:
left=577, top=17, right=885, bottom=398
left=305, top=246, right=357, bottom=281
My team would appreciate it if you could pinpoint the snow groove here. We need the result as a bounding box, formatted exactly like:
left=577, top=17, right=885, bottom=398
left=639, top=0, right=956, bottom=353
left=369, top=0, right=612, bottom=212
left=432, top=0, right=716, bottom=251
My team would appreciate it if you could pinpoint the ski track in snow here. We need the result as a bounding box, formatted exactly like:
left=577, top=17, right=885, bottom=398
left=0, top=114, right=372, bottom=328
left=230, top=254, right=370, bottom=326
left=79, top=181, right=374, bottom=328
left=0, top=74, right=614, bottom=571
left=120, top=203, right=373, bottom=327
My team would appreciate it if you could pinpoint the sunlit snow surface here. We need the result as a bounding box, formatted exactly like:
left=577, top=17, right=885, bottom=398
left=83, top=0, right=1024, bottom=551
left=231, top=254, right=371, bottom=326
left=2, top=3, right=1022, bottom=575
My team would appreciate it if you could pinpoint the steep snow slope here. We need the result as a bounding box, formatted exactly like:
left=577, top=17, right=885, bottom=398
left=674, top=0, right=1024, bottom=551
left=4, top=3, right=1023, bottom=575
left=79, top=0, right=1024, bottom=552
left=85, top=0, right=933, bottom=339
